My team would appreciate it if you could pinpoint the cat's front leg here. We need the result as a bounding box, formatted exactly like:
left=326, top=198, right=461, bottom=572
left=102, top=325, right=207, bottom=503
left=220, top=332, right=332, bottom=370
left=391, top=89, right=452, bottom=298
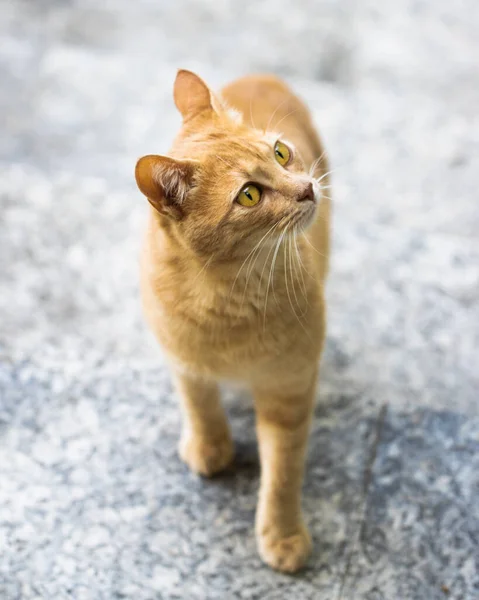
left=253, top=376, right=316, bottom=573
left=174, top=372, right=234, bottom=477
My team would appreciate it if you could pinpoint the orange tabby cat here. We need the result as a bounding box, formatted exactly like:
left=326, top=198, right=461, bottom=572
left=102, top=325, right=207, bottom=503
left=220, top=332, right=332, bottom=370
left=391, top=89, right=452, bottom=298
left=135, top=70, right=331, bottom=573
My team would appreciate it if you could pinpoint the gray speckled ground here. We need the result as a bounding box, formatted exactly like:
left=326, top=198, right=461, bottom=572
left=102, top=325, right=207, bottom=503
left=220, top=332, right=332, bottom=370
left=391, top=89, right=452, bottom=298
left=1, top=1, right=478, bottom=598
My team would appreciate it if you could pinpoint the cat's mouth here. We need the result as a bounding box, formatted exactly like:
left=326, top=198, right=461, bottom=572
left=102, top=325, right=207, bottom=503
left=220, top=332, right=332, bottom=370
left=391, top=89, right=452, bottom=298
left=292, top=199, right=317, bottom=231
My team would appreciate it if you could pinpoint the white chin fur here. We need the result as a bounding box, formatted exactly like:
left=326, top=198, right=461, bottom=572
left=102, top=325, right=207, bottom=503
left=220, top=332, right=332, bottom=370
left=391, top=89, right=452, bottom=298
left=312, top=180, right=322, bottom=204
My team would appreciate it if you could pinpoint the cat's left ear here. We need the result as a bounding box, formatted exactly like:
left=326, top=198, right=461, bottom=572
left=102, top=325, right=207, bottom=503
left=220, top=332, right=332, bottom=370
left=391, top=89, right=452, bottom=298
left=174, top=69, right=221, bottom=122
left=135, top=154, right=198, bottom=220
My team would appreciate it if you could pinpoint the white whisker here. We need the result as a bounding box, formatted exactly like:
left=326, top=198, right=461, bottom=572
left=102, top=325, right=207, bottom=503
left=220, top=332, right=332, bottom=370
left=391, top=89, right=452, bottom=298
left=243, top=221, right=283, bottom=309
left=193, top=255, right=214, bottom=283
left=301, top=232, right=327, bottom=259
left=229, top=221, right=279, bottom=299
left=283, top=224, right=313, bottom=342
left=293, top=228, right=310, bottom=299
left=288, top=232, right=303, bottom=313
left=262, top=221, right=288, bottom=331
left=257, top=217, right=286, bottom=303
left=315, top=168, right=336, bottom=184
left=264, top=97, right=290, bottom=133
left=249, top=95, right=257, bottom=130
left=309, top=150, right=328, bottom=178
left=273, top=107, right=300, bottom=132
left=318, top=194, right=333, bottom=203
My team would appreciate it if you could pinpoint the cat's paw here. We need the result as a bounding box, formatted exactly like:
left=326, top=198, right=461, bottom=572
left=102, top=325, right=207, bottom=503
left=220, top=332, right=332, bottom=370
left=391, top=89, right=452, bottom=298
left=257, top=524, right=312, bottom=573
left=179, top=434, right=234, bottom=477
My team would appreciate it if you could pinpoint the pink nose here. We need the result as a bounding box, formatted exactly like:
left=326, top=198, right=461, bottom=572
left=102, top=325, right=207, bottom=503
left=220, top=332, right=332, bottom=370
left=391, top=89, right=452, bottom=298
left=297, top=182, right=314, bottom=202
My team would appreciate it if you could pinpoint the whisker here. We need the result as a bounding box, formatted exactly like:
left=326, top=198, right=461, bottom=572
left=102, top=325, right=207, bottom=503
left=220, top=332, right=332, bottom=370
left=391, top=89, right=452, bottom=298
left=262, top=221, right=288, bottom=331
left=264, top=97, right=290, bottom=134
left=272, top=107, right=300, bottom=132
left=249, top=94, right=257, bottom=130
left=253, top=220, right=286, bottom=316
left=288, top=232, right=303, bottom=313
left=293, top=228, right=310, bottom=298
left=192, top=255, right=214, bottom=284
left=315, top=168, right=336, bottom=184
left=229, top=221, right=279, bottom=299
left=309, top=158, right=321, bottom=178
left=301, top=233, right=327, bottom=259
left=247, top=220, right=281, bottom=290
left=318, top=196, right=332, bottom=205
left=290, top=231, right=309, bottom=317
left=257, top=217, right=287, bottom=304
left=283, top=224, right=313, bottom=342
left=309, top=149, right=328, bottom=178
left=243, top=221, right=282, bottom=305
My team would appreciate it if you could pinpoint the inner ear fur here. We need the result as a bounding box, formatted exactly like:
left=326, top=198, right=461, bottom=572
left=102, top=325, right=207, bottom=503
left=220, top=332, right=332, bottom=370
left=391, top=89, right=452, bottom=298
left=135, top=154, right=197, bottom=219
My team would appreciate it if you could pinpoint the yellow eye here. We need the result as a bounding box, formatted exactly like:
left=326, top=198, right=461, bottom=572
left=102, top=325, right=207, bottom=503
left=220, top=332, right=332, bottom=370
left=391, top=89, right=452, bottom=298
left=274, top=141, right=291, bottom=166
left=237, top=184, right=262, bottom=207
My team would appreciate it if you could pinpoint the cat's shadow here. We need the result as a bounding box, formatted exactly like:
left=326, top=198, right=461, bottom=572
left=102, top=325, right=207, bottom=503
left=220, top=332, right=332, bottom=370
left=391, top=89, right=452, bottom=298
left=195, top=385, right=339, bottom=489
left=206, top=439, right=260, bottom=485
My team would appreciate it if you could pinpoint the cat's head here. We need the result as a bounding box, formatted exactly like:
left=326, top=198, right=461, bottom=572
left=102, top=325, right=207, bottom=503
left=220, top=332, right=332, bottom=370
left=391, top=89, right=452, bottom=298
left=135, top=70, right=321, bottom=260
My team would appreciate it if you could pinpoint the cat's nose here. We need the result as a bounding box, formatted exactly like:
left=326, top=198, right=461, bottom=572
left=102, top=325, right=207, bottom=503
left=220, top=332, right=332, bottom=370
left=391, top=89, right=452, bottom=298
left=297, top=182, right=315, bottom=202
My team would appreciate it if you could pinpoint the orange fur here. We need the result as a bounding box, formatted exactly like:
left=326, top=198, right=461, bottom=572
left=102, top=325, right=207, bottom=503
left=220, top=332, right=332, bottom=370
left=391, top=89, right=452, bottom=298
left=135, top=70, right=331, bottom=573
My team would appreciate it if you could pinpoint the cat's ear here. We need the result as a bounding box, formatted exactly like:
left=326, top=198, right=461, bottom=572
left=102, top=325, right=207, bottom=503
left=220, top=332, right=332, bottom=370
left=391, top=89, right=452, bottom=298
left=135, top=154, right=197, bottom=219
left=174, top=69, right=220, bottom=122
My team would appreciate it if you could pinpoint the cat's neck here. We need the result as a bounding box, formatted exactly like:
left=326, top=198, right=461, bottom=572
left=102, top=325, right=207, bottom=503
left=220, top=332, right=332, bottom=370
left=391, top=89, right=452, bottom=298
left=173, top=236, right=310, bottom=308
left=148, top=214, right=315, bottom=309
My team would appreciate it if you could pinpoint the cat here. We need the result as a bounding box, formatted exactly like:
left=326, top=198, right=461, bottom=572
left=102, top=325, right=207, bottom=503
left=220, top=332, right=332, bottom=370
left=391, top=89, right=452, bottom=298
left=135, top=70, right=331, bottom=573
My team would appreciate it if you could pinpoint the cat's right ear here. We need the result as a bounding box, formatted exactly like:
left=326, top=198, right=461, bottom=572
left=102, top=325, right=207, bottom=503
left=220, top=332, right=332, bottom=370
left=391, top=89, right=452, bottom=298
left=135, top=154, right=197, bottom=219
left=174, top=69, right=219, bottom=122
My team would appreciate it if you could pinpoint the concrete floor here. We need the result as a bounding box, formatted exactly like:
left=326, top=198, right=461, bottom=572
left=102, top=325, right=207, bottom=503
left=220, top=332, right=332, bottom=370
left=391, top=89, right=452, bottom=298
left=1, top=1, right=478, bottom=598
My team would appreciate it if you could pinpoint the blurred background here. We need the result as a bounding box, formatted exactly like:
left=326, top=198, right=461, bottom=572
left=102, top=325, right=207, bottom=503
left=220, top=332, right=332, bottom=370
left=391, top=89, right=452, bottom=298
left=1, top=1, right=478, bottom=599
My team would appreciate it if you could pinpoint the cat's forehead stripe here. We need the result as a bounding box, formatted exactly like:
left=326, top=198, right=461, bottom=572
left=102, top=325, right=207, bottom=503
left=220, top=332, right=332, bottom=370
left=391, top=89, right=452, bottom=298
left=219, top=142, right=267, bottom=163
left=251, top=166, right=271, bottom=181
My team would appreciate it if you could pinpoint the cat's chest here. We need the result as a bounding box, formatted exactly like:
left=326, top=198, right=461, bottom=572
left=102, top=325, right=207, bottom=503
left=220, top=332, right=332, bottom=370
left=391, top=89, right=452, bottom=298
left=170, top=321, right=301, bottom=382
left=155, top=290, right=323, bottom=382
left=142, top=253, right=325, bottom=381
